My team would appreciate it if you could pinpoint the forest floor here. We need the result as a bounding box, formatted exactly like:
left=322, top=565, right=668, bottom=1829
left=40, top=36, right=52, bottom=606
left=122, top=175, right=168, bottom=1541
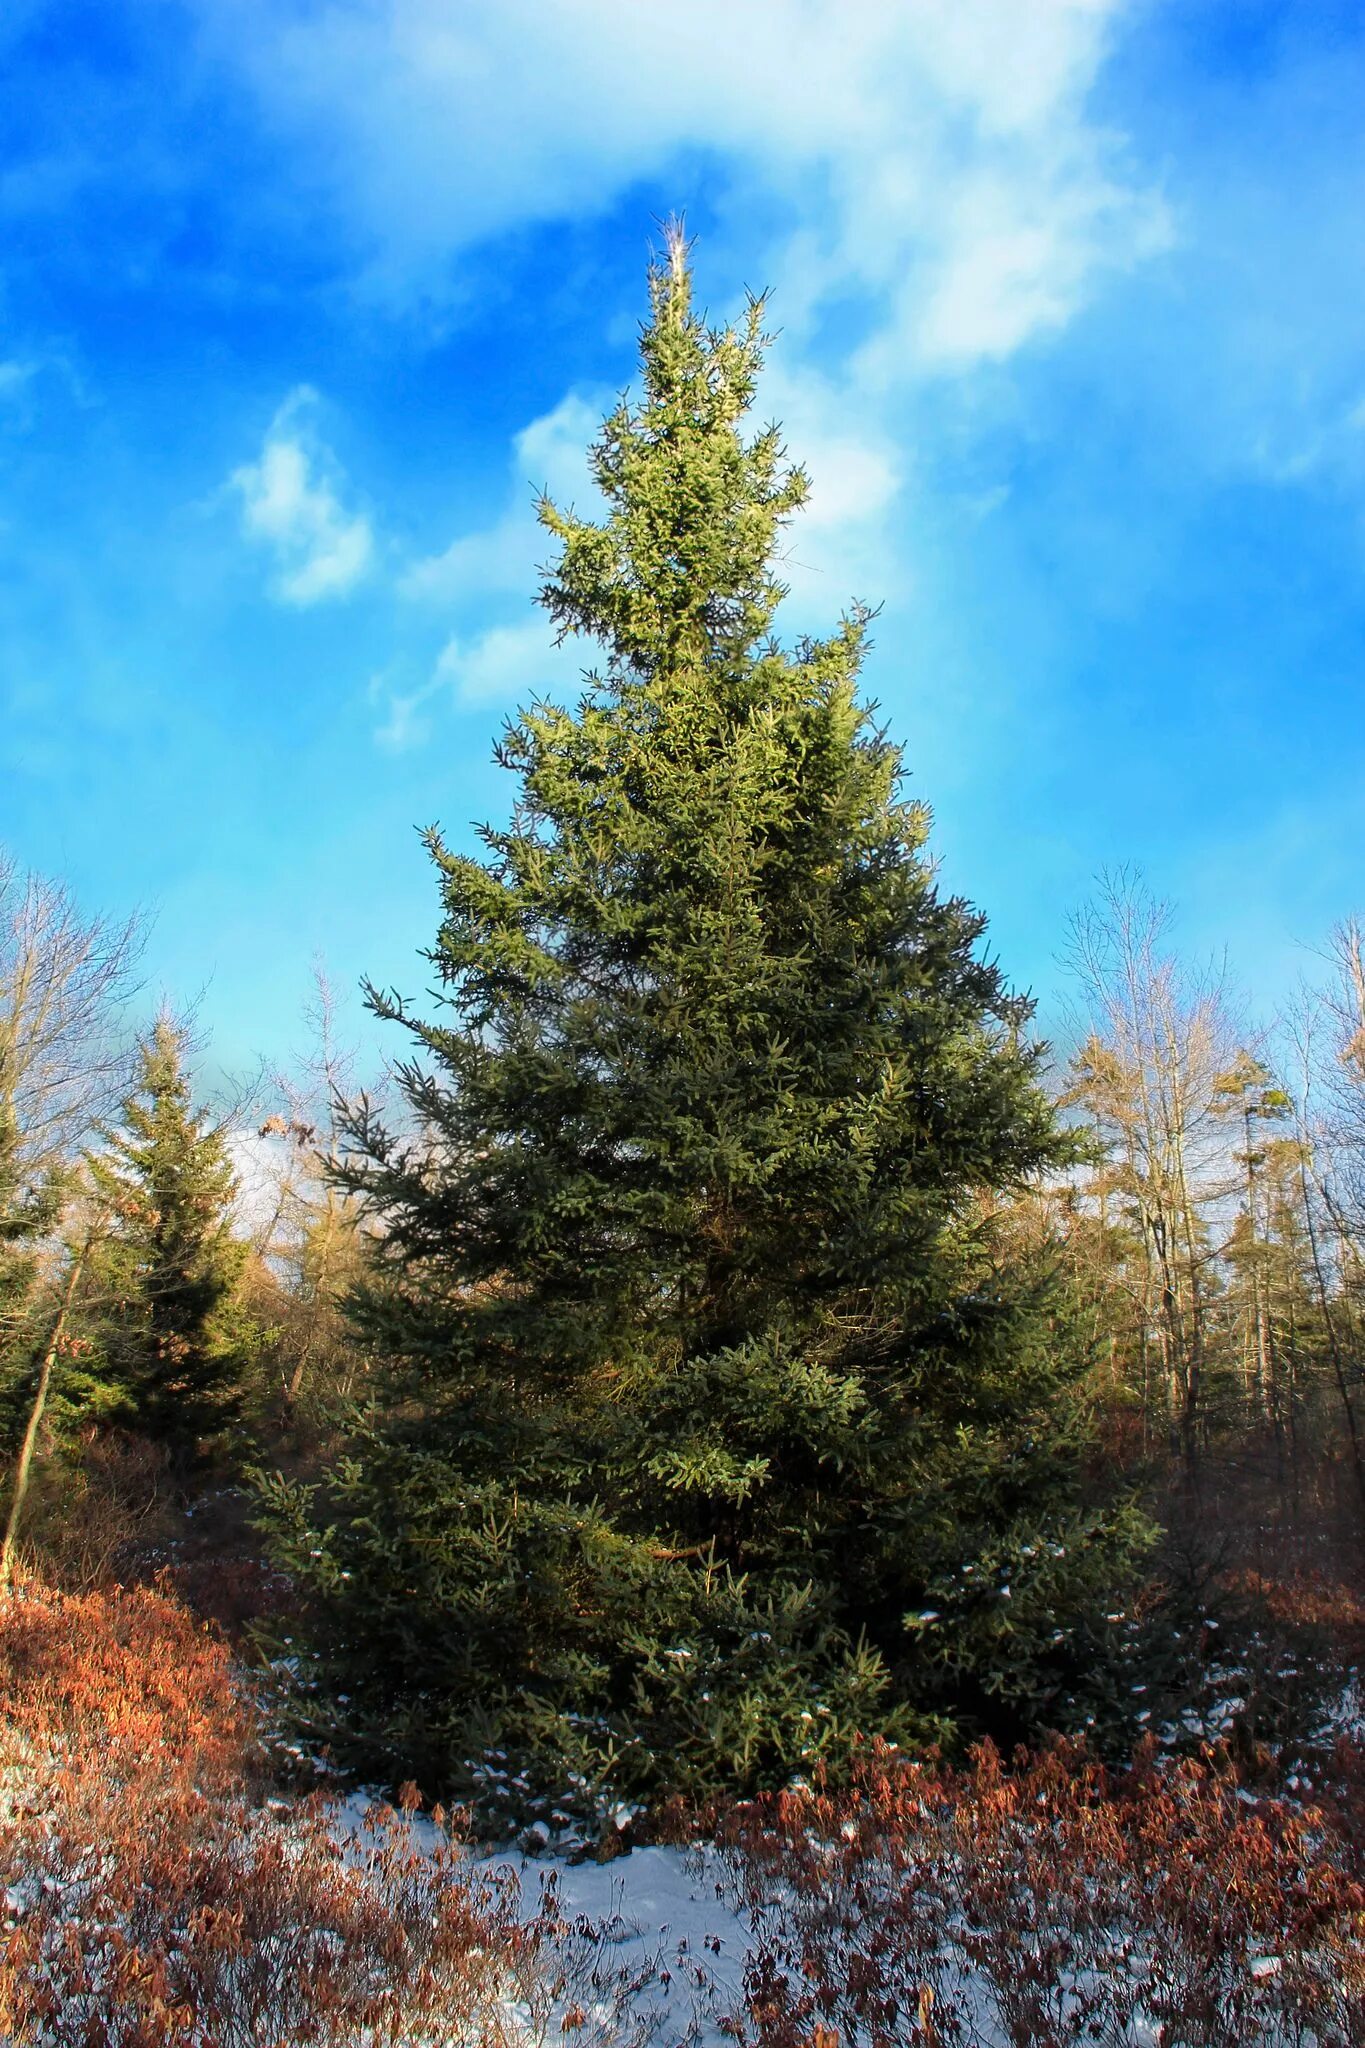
left=0, top=1531, right=1363, bottom=2045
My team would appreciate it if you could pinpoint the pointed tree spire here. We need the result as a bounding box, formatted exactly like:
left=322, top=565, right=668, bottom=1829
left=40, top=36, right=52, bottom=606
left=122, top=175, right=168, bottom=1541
left=88, top=1015, right=251, bottom=1457
left=538, top=230, right=808, bottom=677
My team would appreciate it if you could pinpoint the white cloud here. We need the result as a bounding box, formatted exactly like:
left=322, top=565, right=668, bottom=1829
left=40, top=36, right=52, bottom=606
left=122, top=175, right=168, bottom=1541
left=197, top=1, right=1173, bottom=747
left=200, top=0, right=1172, bottom=693
left=231, top=388, right=375, bottom=604
left=192, top=0, right=1166, bottom=380
left=384, top=388, right=605, bottom=744
left=403, top=391, right=605, bottom=604
left=369, top=620, right=582, bottom=749
left=434, top=619, right=584, bottom=710
left=369, top=665, right=439, bottom=752
left=759, top=363, right=903, bottom=624
left=229, top=1127, right=288, bottom=1237
left=872, top=151, right=1170, bottom=377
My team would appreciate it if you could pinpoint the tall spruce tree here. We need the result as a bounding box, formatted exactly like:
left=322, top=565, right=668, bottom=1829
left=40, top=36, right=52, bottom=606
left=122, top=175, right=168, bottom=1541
left=88, top=1016, right=249, bottom=1456
left=258, top=233, right=1149, bottom=1814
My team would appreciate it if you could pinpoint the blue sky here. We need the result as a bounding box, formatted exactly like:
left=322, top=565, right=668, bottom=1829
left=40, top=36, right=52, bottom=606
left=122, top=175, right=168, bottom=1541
left=2, top=0, right=1363, bottom=1078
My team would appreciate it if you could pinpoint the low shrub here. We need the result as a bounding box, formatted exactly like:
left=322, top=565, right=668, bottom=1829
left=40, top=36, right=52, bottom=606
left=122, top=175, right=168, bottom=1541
left=0, top=1579, right=647, bottom=2046
left=0, top=1576, right=255, bottom=1795
left=714, top=1738, right=1365, bottom=2047
left=17, top=1433, right=180, bottom=1593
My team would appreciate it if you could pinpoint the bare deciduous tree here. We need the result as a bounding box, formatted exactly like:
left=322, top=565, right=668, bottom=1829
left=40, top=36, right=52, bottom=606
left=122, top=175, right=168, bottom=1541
left=1061, top=869, right=1244, bottom=1462
left=253, top=964, right=379, bottom=1411
left=0, top=850, right=144, bottom=1180
left=0, top=853, right=143, bottom=1358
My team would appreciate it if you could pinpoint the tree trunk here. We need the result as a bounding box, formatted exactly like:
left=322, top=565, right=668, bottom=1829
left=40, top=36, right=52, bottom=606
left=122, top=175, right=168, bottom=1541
left=1299, top=1160, right=1365, bottom=1519
left=1, top=1239, right=89, bottom=1591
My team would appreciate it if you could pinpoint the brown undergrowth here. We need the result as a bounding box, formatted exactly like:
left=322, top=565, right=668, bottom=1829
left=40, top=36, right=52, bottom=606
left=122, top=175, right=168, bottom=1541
left=4, top=1572, right=1365, bottom=2046
left=0, top=1579, right=644, bottom=2047
left=712, top=1739, right=1365, bottom=2048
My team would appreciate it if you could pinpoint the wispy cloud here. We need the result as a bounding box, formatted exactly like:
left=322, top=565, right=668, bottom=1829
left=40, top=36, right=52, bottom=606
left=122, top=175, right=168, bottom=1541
left=374, top=622, right=589, bottom=761
left=371, top=619, right=586, bottom=752
left=432, top=619, right=584, bottom=708
left=193, top=0, right=1166, bottom=382
left=197, top=0, right=1170, bottom=723
left=231, top=388, right=374, bottom=605
left=369, top=666, right=438, bottom=753
left=403, top=391, right=605, bottom=605
left=370, top=389, right=606, bottom=747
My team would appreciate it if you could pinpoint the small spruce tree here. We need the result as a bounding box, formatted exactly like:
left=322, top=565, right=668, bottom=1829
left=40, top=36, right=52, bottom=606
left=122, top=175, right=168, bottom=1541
left=88, top=1017, right=250, bottom=1457
left=258, top=232, right=1149, bottom=1815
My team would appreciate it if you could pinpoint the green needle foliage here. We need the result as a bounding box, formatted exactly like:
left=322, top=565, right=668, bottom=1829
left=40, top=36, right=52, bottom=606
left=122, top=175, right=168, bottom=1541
left=257, top=231, right=1150, bottom=1819
left=0, top=1102, right=64, bottom=1439
left=0, top=1105, right=60, bottom=1354
left=88, top=1016, right=252, bottom=1459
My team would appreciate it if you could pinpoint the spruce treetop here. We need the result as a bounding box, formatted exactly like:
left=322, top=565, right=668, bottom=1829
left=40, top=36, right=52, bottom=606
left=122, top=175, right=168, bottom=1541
left=403, top=229, right=983, bottom=1075
left=539, top=221, right=809, bottom=681
left=93, top=1016, right=237, bottom=1237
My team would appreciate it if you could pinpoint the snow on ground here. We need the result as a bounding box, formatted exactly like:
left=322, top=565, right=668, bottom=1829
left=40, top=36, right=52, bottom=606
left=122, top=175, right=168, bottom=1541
left=332, top=1796, right=751, bottom=2044
left=329, top=1786, right=1358, bottom=2048
left=520, top=1845, right=751, bottom=2042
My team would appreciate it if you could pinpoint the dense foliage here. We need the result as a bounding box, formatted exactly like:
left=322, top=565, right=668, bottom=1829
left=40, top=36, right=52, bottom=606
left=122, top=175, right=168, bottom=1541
left=86, top=1017, right=255, bottom=1457
left=0, top=1102, right=62, bottom=1432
